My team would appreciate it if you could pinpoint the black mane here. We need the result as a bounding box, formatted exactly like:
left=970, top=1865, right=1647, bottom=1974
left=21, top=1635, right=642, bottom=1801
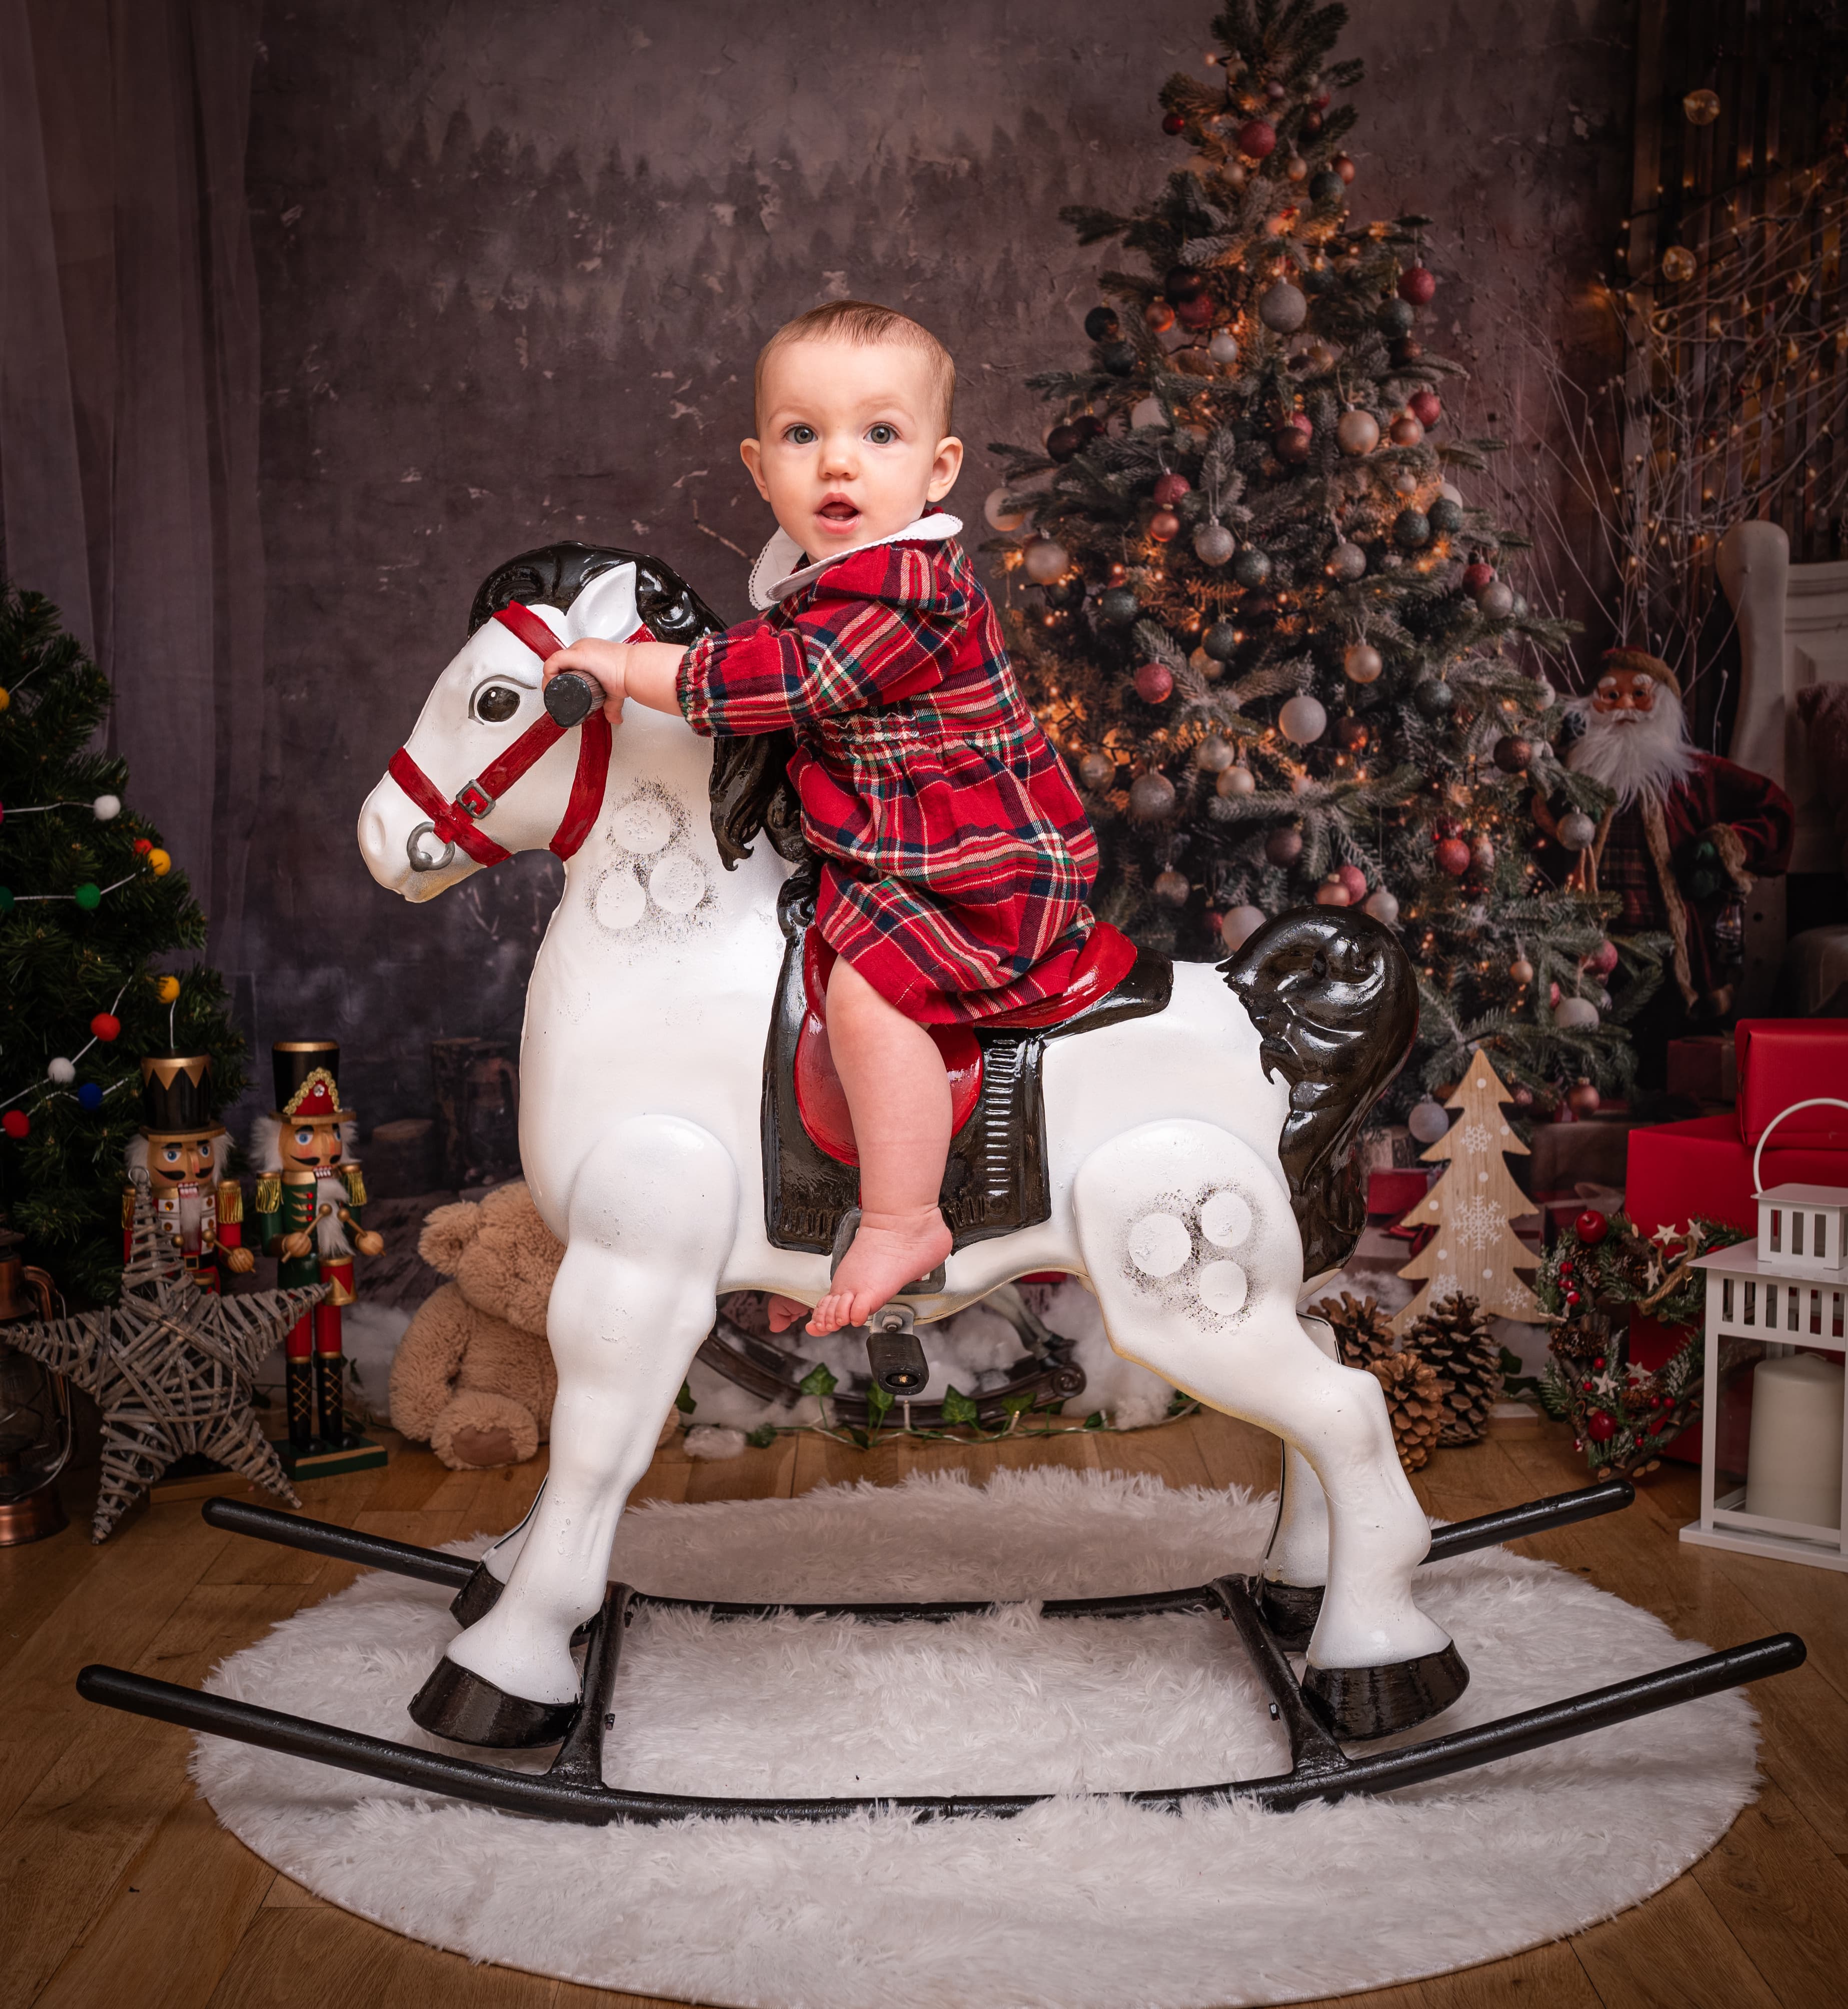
left=467, top=541, right=806, bottom=870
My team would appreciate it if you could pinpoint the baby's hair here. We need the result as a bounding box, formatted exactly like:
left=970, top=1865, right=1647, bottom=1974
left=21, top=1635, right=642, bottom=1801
left=754, top=300, right=956, bottom=438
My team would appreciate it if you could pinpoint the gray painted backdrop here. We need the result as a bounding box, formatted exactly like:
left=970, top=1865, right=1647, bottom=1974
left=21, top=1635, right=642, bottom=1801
left=244, top=0, right=1633, bottom=1132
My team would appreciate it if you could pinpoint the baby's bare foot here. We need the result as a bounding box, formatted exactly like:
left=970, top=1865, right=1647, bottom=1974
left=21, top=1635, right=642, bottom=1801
left=765, top=1294, right=810, bottom=1333
left=806, top=1208, right=953, bottom=1335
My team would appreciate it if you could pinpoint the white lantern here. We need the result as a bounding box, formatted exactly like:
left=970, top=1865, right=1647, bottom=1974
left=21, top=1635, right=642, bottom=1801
left=1681, top=1100, right=1848, bottom=1573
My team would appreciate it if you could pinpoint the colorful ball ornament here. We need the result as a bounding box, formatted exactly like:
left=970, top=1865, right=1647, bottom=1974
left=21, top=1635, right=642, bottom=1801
left=1194, top=520, right=1236, bottom=565
left=1308, top=170, right=1345, bottom=202
left=1468, top=834, right=1495, bottom=873
left=90, top=1012, right=121, bottom=1042
left=1278, top=694, right=1327, bottom=744
left=1408, top=1098, right=1450, bottom=1144
left=1335, top=409, right=1379, bottom=455
left=1343, top=642, right=1383, bottom=684
left=1557, top=809, right=1597, bottom=850
left=1023, top=539, right=1070, bottom=584
left=1335, top=862, right=1368, bottom=903
left=73, top=881, right=102, bottom=909
left=1463, top=560, right=1495, bottom=592
left=1194, top=736, right=1235, bottom=773
left=1586, top=1409, right=1616, bottom=1444
left=1099, top=586, right=1141, bottom=627
left=1362, top=886, right=1399, bottom=924
left=1129, top=771, right=1177, bottom=820
left=1046, top=423, right=1085, bottom=462
left=1152, top=471, right=1191, bottom=506
left=1217, top=763, right=1256, bottom=797
left=1434, top=835, right=1471, bottom=876
left=1683, top=88, right=1721, bottom=125
left=1258, top=281, right=1307, bottom=332
left=1232, top=547, right=1271, bottom=588
left=77, top=1082, right=104, bottom=1112
left=1203, top=620, right=1239, bottom=661
left=155, top=974, right=181, bottom=1003
left=1149, top=509, right=1181, bottom=542
left=1476, top=580, right=1516, bottom=619
left=1265, top=826, right=1304, bottom=865
left=1239, top=119, right=1277, bottom=158
left=1327, top=540, right=1367, bottom=582
left=1568, top=1078, right=1602, bottom=1117
left=1413, top=678, right=1454, bottom=719
left=1161, top=110, right=1187, bottom=135
left=1133, top=661, right=1175, bottom=703
left=1176, top=293, right=1217, bottom=329
left=1208, top=331, right=1240, bottom=367
left=1398, top=265, right=1437, bottom=305
left=1407, top=390, right=1441, bottom=428
left=2, top=1111, right=28, bottom=1140
left=1509, top=955, right=1535, bottom=984
left=1389, top=415, right=1425, bottom=448
left=1334, top=154, right=1356, bottom=183
left=93, top=794, right=122, bottom=821
left=1492, top=735, right=1532, bottom=773
left=1426, top=497, right=1464, bottom=534
left=1313, top=872, right=1351, bottom=906
left=1220, top=904, right=1267, bottom=951
left=47, top=1058, right=75, bottom=1085
left=1078, top=751, right=1115, bottom=790
left=1393, top=508, right=1431, bottom=548
left=1273, top=421, right=1313, bottom=463
left=1553, top=995, right=1600, bottom=1031
left=1585, top=938, right=1620, bottom=977
left=1154, top=868, right=1191, bottom=907
left=984, top=487, right=1029, bottom=532
left=1083, top=305, right=1121, bottom=341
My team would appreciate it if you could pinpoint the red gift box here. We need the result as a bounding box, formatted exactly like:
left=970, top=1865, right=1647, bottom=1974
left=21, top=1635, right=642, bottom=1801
left=1733, top=1019, right=1848, bottom=1148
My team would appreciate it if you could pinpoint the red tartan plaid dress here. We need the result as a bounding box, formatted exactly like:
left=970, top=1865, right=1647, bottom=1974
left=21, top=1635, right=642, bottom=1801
left=677, top=530, right=1099, bottom=1025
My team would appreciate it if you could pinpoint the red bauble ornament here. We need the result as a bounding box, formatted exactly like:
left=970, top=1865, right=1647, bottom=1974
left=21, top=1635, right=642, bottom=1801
left=1133, top=661, right=1175, bottom=703
left=1568, top=1079, right=1601, bottom=1117
left=1239, top=119, right=1278, bottom=158
left=1333, top=154, right=1356, bottom=183
left=1152, top=472, right=1192, bottom=506
left=1162, top=111, right=1187, bottom=135
left=1398, top=265, right=1437, bottom=305
left=1149, top=508, right=1181, bottom=541
left=1434, top=836, right=1471, bottom=876
left=1176, top=292, right=1217, bottom=329
left=1274, top=419, right=1313, bottom=462
left=2, top=1110, right=27, bottom=1140
left=1046, top=423, right=1084, bottom=462
left=1586, top=1410, right=1616, bottom=1443
left=1463, top=560, right=1495, bottom=592
left=1575, top=1209, right=1609, bottom=1246
left=1408, top=389, right=1441, bottom=428
left=1586, top=938, right=1620, bottom=976
left=1144, top=300, right=1177, bottom=333
left=1335, top=862, right=1368, bottom=902
left=133, top=838, right=153, bottom=856
left=90, top=1013, right=122, bottom=1042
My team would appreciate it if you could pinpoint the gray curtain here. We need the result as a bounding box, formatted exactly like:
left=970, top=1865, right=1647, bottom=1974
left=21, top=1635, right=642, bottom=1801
left=0, top=0, right=265, bottom=975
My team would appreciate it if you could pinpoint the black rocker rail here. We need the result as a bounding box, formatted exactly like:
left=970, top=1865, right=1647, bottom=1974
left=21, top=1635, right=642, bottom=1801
left=75, top=1479, right=1806, bottom=1827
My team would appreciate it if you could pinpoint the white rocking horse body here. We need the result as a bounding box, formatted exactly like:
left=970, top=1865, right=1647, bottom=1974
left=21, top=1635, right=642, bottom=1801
left=357, top=545, right=1464, bottom=1747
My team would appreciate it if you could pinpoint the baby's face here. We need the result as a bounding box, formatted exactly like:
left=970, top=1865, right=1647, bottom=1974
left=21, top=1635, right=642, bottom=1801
left=742, top=338, right=962, bottom=559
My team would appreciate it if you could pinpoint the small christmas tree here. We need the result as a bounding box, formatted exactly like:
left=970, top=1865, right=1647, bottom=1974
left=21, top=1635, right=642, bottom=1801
left=990, top=0, right=1666, bottom=1111
left=0, top=585, right=246, bottom=1305
left=1392, top=1049, right=1539, bottom=1333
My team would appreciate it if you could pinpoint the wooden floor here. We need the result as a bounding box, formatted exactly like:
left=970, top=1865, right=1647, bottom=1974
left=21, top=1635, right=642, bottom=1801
left=2, top=1412, right=1845, bottom=2009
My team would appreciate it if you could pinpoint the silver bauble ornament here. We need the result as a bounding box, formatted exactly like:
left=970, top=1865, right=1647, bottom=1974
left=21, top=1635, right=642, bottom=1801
left=1220, top=904, right=1267, bottom=951
left=1258, top=281, right=1307, bottom=332
left=1217, top=763, right=1256, bottom=796
left=1557, top=809, right=1597, bottom=850
left=1476, top=579, right=1515, bottom=619
left=1362, top=887, right=1399, bottom=924
left=1408, top=1098, right=1449, bottom=1145
left=1278, top=693, right=1327, bottom=744
left=1153, top=868, right=1190, bottom=907
left=1078, top=751, right=1115, bottom=790
left=1193, top=520, right=1236, bottom=566
left=1194, top=735, right=1235, bottom=773
left=92, top=794, right=122, bottom=821
left=1023, top=538, right=1069, bottom=583
left=1552, top=996, right=1600, bottom=1031
left=1128, top=771, right=1177, bottom=820
left=1327, top=540, right=1366, bottom=581
left=1342, top=642, right=1383, bottom=684
left=1208, top=331, right=1240, bottom=366
left=1335, top=409, right=1380, bottom=455
left=983, top=486, right=1029, bottom=533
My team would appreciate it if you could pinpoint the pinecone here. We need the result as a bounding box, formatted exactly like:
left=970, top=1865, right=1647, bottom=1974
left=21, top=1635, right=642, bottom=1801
left=1405, top=1294, right=1504, bottom=1445
left=1367, top=1353, right=1451, bottom=1473
left=1312, top=1291, right=1397, bottom=1372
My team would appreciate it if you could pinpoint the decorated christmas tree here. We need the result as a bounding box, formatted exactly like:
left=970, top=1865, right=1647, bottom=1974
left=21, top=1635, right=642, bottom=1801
left=988, top=0, right=1667, bottom=1112
left=1392, top=1050, right=1540, bottom=1332
left=0, top=585, right=246, bottom=1305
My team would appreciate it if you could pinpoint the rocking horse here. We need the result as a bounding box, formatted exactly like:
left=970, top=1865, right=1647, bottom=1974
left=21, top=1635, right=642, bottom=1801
left=77, top=542, right=1804, bottom=1824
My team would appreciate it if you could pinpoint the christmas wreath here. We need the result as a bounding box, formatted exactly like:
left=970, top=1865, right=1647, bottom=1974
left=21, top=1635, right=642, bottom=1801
left=1528, top=1208, right=1746, bottom=1479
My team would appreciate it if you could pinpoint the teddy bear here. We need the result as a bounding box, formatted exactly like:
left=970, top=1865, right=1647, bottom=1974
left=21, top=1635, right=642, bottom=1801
left=389, top=1182, right=564, bottom=1469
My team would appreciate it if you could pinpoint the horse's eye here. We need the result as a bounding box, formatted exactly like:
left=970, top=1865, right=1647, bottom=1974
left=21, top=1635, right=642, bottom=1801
left=474, top=684, right=522, bottom=723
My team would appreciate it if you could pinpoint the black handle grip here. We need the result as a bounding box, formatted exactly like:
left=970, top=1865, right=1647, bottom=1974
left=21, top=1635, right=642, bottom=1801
left=544, top=670, right=606, bottom=728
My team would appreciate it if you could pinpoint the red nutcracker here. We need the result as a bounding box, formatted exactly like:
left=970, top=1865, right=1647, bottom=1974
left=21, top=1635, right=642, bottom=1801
left=122, top=1053, right=255, bottom=1289
left=253, top=1042, right=386, bottom=1469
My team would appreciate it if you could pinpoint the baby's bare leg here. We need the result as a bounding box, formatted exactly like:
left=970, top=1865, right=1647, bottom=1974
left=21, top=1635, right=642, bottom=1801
left=807, top=956, right=954, bottom=1335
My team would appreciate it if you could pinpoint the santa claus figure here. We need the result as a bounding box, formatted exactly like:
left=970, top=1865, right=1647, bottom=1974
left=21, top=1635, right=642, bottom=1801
left=1554, top=647, right=1793, bottom=1034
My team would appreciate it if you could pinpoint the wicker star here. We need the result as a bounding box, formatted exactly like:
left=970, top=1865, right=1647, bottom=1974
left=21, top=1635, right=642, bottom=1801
left=5, top=1178, right=327, bottom=1540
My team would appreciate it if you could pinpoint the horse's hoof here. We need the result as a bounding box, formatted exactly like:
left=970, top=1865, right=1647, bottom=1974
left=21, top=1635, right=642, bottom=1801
left=1301, top=1641, right=1470, bottom=1740
left=449, top=1562, right=505, bottom=1629
left=1257, top=1577, right=1324, bottom=1652
left=408, top=1655, right=578, bottom=1747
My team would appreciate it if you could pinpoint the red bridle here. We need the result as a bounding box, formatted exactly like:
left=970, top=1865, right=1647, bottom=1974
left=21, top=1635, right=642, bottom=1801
left=387, top=602, right=632, bottom=872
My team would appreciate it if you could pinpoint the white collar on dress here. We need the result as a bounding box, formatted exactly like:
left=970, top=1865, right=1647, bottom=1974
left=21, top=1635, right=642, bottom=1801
left=747, top=510, right=963, bottom=610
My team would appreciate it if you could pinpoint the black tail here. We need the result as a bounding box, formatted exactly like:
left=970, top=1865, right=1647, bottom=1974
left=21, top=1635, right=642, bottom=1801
left=1221, top=908, right=1419, bottom=1276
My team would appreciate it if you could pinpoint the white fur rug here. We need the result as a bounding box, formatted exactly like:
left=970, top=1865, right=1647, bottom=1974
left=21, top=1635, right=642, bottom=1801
left=193, top=1468, right=1760, bottom=2008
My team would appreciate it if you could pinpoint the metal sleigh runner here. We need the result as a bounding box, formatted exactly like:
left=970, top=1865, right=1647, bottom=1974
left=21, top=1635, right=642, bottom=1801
left=78, top=543, right=1807, bottom=1823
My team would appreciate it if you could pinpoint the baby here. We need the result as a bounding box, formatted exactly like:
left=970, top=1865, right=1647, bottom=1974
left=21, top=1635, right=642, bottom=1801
left=544, top=300, right=1099, bottom=1333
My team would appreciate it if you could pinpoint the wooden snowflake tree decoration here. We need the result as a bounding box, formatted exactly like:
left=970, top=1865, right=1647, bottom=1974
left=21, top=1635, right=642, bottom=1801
left=1393, top=1049, right=1542, bottom=1334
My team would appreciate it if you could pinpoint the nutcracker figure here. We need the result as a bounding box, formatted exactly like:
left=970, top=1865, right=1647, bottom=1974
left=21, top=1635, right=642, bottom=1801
left=123, top=1053, right=255, bottom=1290
left=253, top=1042, right=387, bottom=1471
